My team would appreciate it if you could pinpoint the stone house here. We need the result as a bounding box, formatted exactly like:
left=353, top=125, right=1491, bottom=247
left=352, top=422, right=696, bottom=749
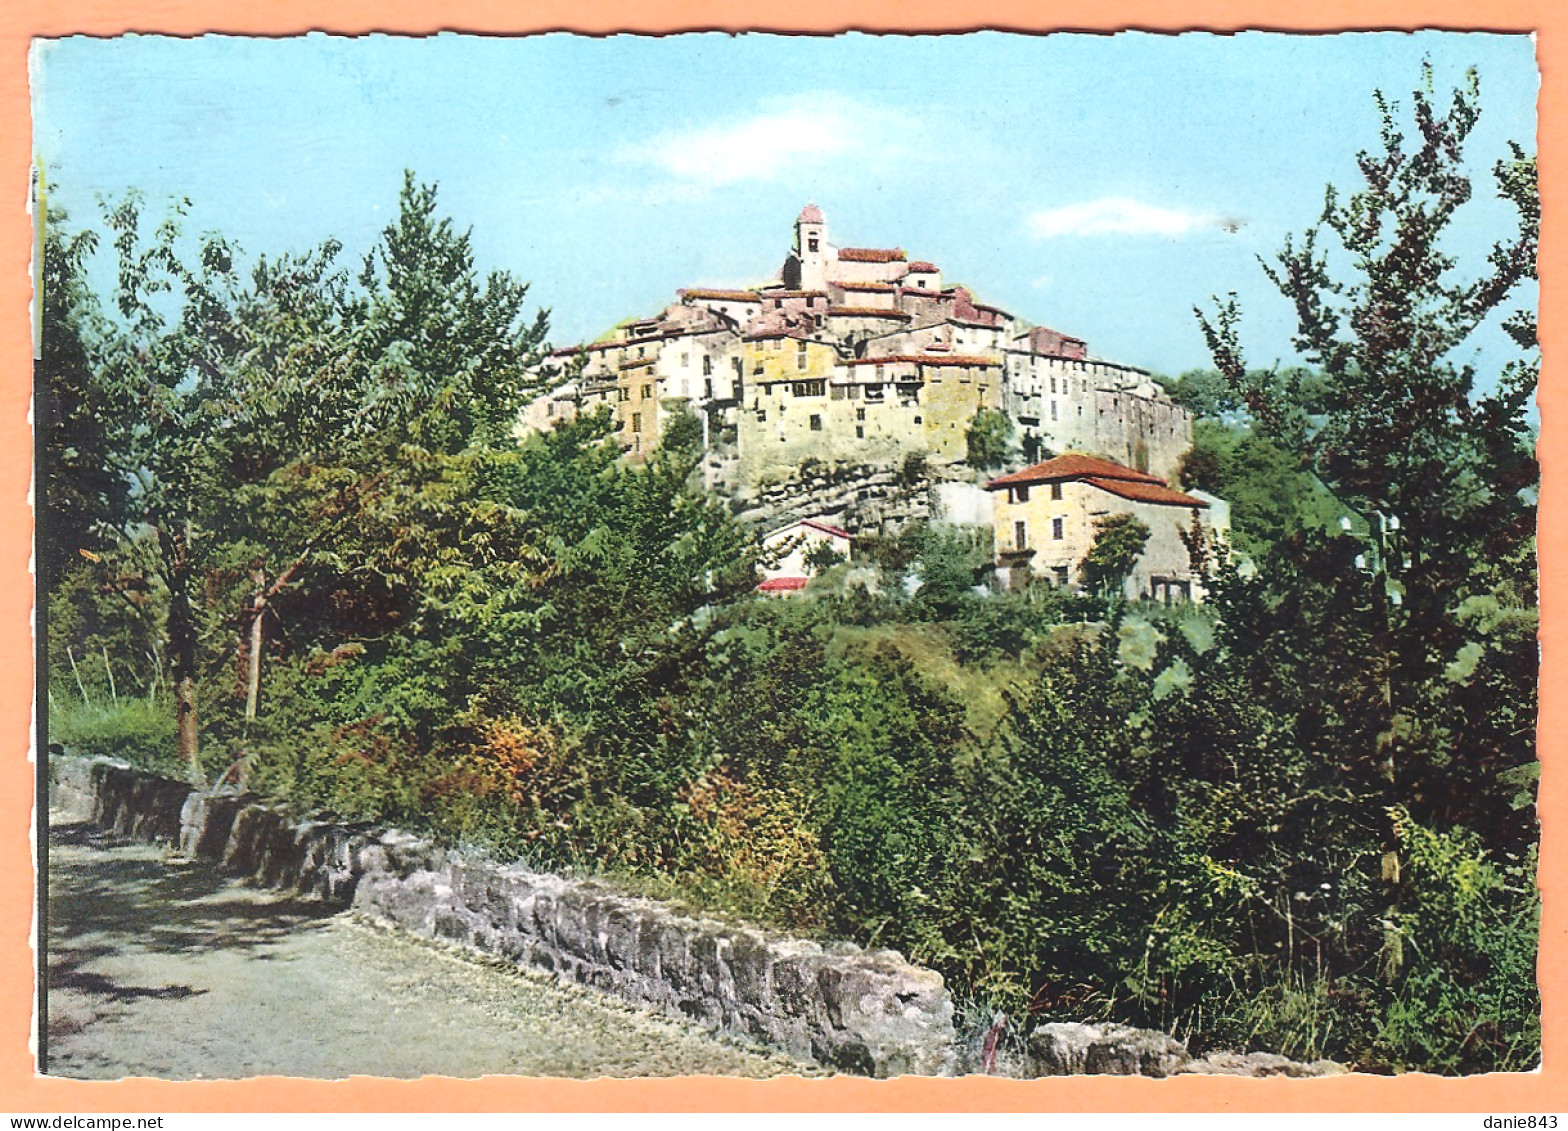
left=987, top=454, right=1226, bottom=602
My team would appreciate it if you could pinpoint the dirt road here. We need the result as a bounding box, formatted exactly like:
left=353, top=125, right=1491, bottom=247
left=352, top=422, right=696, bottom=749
left=45, top=818, right=816, bottom=1081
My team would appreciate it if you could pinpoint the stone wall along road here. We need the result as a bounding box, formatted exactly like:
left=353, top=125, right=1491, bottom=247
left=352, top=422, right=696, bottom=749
left=47, top=812, right=819, bottom=1081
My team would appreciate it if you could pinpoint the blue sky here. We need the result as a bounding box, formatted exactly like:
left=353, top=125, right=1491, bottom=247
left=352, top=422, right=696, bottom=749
left=31, top=31, right=1539, bottom=377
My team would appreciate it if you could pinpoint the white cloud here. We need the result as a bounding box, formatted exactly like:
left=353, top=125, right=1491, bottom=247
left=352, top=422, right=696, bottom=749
left=1027, top=197, right=1242, bottom=239
left=616, top=93, right=899, bottom=190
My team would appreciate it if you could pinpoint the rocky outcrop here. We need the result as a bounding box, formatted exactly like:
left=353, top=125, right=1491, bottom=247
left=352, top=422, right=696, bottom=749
left=735, top=462, right=947, bottom=534
left=1027, top=1021, right=1345, bottom=1079
left=1178, top=1050, right=1348, bottom=1077
left=50, top=758, right=955, bottom=1078
left=1028, top=1022, right=1188, bottom=1078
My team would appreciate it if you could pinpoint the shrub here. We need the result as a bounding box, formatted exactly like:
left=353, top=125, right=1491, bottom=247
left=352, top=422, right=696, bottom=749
left=49, top=697, right=181, bottom=775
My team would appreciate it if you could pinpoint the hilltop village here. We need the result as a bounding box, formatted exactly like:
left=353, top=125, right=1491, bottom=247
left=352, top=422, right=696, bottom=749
left=522, top=206, right=1227, bottom=599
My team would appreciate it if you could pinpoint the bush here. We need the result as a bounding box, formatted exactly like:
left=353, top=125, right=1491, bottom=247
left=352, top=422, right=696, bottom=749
left=49, top=696, right=181, bottom=775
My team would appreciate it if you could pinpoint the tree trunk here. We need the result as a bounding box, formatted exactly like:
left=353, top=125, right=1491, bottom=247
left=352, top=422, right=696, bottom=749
left=159, top=522, right=202, bottom=782
left=245, top=563, right=265, bottom=721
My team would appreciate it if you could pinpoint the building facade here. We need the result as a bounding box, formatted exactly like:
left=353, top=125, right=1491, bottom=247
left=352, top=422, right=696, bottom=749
left=523, top=205, right=1195, bottom=494
left=986, top=454, right=1227, bottom=601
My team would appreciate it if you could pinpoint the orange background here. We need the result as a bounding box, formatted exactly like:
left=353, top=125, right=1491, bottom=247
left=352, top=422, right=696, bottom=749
left=0, top=1, right=1560, bottom=1114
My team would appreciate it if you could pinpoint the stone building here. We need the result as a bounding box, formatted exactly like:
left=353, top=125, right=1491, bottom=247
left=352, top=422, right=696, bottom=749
left=986, top=453, right=1227, bottom=602
left=522, top=205, right=1196, bottom=504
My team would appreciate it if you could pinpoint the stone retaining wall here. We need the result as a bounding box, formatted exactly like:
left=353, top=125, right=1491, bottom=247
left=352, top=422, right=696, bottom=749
left=50, top=757, right=1344, bottom=1080
left=50, top=758, right=956, bottom=1077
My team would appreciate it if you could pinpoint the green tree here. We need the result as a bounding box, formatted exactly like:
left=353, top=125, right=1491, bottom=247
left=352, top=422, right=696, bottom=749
left=965, top=407, right=1015, bottom=470
left=1183, top=68, right=1539, bottom=1069
left=1198, top=67, right=1537, bottom=636
left=74, top=173, right=552, bottom=776
left=1079, top=513, right=1149, bottom=599
left=1178, top=419, right=1341, bottom=559
left=658, top=401, right=704, bottom=456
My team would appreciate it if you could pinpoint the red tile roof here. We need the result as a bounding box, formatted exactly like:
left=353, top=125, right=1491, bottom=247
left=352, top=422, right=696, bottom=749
left=1084, top=477, right=1209, bottom=507
left=799, top=203, right=824, bottom=224
left=848, top=354, right=1002, bottom=368
left=793, top=518, right=852, bottom=540
left=757, top=576, right=810, bottom=593
left=835, top=281, right=897, bottom=292
left=764, top=290, right=829, bottom=299
left=746, top=328, right=814, bottom=342
left=906, top=261, right=939, bottom=273
left=987, top=454, right=1165, bottom=488
left=837, top=247, right=907, bottom=263
left=680, top=289, right=764, bottom=302
left=826, top=307, right=912, bottom=319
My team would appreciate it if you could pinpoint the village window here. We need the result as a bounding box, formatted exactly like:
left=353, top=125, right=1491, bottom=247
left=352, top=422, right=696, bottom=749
left=913, top=415, right=922, bottom=425
left=808, top=237, right=819, bottom=252
left=856, top=408, right=866, bottom=421
left=1015, top=520, right=1027, bottom=550
left=792, top=380, right=825, bottom=398
left=1051, top=401, right=1058, bottom=421
left=797, top=343, right=808, bottom=370
left=545, top=401, right=554, bottom=417
left=1052, top=517, right=1064, bottom=540
left=864, top=384, right=884, bottom=404
left=757, top=409, right=767, bottom=422
left=1050, top=483, right=1063, bottom=501
left=618, top=388, right=629, bottom=402
left=638, top=346, right=646, bottom=358
left=810, top=414, right=823, bottom=432
left=917, top=279, right=927, bottom=289
left=681, top=353, right=689, bottom=368
left=642, top=384, right=652, bottom=400
left=704, top=379, right=713, bottom=398
left=703, top=355, right=712, bottom=376
left=1051, top=376, right=1057, bottom=394
left=631, top=413, right=642, bottom=433
left=1010, top=485, right=1030, bottom=504
left=1053, top=566, right=1070, bottom=587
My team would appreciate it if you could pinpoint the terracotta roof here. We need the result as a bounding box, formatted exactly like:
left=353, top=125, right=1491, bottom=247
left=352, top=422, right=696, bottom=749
left=837, top=247, right=907, bottom=263
left=906, top=261, right=939, bottom=273
left=758, top=576, right=810, bottom=593
left=764, top=290, right=829, bottom=299
left=1084, top=477, right=1209, bottom=508
left=835, top=281, right=897, bottom=293
left=826, top=307, right=912, bottom=319
left=848, top=354, right=1002, bottom=368
left=987, top=454, right=1165, bottom=489
left=791, top=518, right=852, bottom=540
left=680, top=289, right=764, bottom=303
left=799, top=203, right=824, bottom=224
left=746, top=328, right=814, bottom=342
